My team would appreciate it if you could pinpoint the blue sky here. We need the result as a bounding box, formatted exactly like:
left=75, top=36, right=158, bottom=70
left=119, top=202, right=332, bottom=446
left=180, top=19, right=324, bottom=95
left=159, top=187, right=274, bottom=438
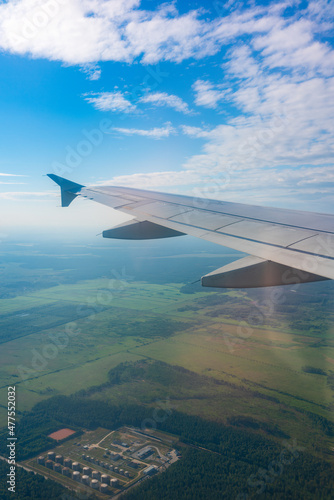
left=0, top=0, right=333, bottom=235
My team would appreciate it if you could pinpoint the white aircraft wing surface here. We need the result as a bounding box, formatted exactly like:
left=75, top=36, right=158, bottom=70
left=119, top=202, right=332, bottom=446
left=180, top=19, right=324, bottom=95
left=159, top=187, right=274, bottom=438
left=48, top=174, right=334, bottom=288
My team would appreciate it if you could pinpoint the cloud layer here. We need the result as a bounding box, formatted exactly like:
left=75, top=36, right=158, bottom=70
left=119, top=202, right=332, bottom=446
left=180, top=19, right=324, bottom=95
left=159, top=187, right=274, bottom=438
left=1, top=1, right=333, bottom=210
left=0, top=0, right=226, bottom=65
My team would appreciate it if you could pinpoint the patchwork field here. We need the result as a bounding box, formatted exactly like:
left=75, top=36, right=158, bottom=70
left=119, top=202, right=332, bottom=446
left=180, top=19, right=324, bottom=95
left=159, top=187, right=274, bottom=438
left=1, top=251, right=334, bottom=456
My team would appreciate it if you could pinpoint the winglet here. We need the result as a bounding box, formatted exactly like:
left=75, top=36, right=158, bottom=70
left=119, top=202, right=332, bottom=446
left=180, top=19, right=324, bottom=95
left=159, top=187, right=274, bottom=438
left=47, top=174, right=84, bottom=207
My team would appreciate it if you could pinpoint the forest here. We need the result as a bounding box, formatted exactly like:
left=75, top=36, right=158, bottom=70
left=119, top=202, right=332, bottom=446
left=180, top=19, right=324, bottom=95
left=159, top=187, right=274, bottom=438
left=0, top=391, right=333, bottom=499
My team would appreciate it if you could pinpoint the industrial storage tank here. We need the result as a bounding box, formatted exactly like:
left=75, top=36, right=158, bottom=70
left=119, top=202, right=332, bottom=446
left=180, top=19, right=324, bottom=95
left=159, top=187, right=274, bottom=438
left=92, top=470, right=100, bottom=480
left=82, top=466, right=91, bottom=476
left=81, top=475, right=89, bottom=485
left=45, top=460, right=53, bottom=469
left=100, top=483, right=108, bottom=493
left=47, top=452, right=55, bottom=461
left=53, top=463, right=62, bottom=473
left=37, top=456, right=45, bottom=465
left=111, top=478, right=119, bottom=487
left=91, top=479, right=99, bottom=489
left=101, top=474, right=110, bottom=485
left=72, top=462, right=80, bottom=471
left=62, top=467, right=70, bottom=477
left=72, top=471, right=81, bottom=481
left=55, top=455, right=63, bottom=464
left=64, top=458, right=72, bottom=468
left=125, top=471, right=130, bottom=477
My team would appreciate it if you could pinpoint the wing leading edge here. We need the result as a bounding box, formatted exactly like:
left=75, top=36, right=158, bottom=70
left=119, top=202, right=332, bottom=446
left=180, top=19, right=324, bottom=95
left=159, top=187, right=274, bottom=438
left=47, top=174, right=334, bottom=288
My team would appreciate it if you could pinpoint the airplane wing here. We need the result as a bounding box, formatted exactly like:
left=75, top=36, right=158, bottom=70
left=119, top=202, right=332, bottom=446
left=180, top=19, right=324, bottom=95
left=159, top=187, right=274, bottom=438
left=47, top=174, right=334, bottom=288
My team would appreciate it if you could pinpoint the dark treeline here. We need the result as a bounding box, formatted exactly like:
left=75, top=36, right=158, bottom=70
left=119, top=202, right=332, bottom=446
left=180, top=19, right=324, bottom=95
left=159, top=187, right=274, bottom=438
left=0, top=394, right=333, bottom=498
left=121, top=446, right=334, bottom=500
left=302, top=365, right=327, bottom=376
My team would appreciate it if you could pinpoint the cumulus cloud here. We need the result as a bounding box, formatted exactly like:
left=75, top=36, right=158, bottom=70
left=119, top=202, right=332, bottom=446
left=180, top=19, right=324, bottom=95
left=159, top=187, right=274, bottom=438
left=97, top=2, right=334, bottom=210
left=112, top=123, right=176, bottom=139
left=181, top=125, right=212, bottom=138
left=139, top=92, right=191, bottom=114
left=193, top=80, right=227, bottom=109
left=0, top=0, right=224, bottom=65
left=80, top=63, right=102, bottom=81
left=0, top=0, right=319, bottom=69
left=0, top=1, right=333, bottom=210
left=96, top=170, right=204, bottom=189
left=83, top=91, right=136, bottom=113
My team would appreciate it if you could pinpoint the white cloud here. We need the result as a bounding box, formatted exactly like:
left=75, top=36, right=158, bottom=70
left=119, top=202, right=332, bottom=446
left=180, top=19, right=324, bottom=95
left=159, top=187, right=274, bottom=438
left=252, top=18, right=334, bottom=76
left=0, top=1, right=333, bottom=211
left=97, top=170, right=204, bottom=189
left=193, top=80, right=226, bottom=109
left=103, top=4, right=334, bottom=211
left=112, top=123, right=176, bottom=139
left=0, top=172, right=26, bottom=176
left=181, top=125, right=212, bottom=139
left=80, top=63, right=102, bottom=81
left=0, top=0, right=313, bottom=68
left=83, top=91, right=136, bottom=113
left=0, top=0, right=224, bottom=65
left=139, top=92, right=190, bottom=114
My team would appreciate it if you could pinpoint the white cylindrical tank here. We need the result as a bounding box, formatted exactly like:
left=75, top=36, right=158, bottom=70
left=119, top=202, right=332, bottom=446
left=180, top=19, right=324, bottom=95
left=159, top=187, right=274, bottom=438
left=53, top=463, right=61, bottom=472
left=82, top=475, right=89, bottom=485
left=101, top=474, right=110, bottom=485
left=91, top=479, right=99, bottom=489
left=62, top=467, right=70, bottom=476
left=64, top=458, right=72, bottom=468
left=73, top=471, right=80, bottom=481
left=82, top=467, right=91, bottom=476
left=111, top=478, right=119, bottom=487
left=55, top=455, right=63, bottom=464
left=47, top=452, right=55, bottom=461
left=92, top=470, right=100, bottom=480
left=72, top=462, right=80, bottom=471
left=100, top=483, right=108, bottom=493
left=37, top=456, right=45, bottom=465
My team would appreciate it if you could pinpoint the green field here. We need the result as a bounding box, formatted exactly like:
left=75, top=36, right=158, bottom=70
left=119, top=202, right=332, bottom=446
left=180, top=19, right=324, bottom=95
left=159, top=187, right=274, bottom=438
left=1, top=272, right=334, bottom=456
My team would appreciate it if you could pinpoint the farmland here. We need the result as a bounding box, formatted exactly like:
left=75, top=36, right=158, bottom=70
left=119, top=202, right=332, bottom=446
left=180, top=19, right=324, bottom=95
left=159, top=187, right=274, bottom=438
left=0, top=237, right=334, bottom=457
